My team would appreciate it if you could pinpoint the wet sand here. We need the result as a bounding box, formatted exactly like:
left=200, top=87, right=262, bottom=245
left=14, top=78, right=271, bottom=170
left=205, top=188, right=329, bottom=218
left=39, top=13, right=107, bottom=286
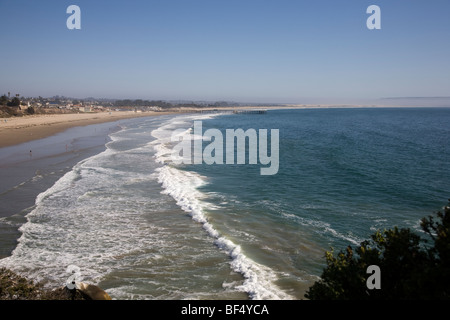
left=0, top=113, right=179, bottom=258
left=0, top=111, right=179, bottom=148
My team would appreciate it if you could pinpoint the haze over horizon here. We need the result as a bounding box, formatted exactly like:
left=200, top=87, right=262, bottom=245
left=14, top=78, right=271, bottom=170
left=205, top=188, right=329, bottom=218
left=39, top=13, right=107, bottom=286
left=1, top=0, right=450, bottom=105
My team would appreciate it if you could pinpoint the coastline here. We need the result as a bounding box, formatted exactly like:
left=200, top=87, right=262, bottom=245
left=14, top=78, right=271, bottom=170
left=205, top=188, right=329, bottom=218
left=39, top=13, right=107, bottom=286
left=0, top=103, right=426, bottom=149
left=0, top=110, right=180, bottom=148
left=0, top=111, right=250, bottom=300
left=1, top=106, right=449, bottom=299
left=0, top=112, right=183, bottom=258
left=0, top=109, right=214, bottom=263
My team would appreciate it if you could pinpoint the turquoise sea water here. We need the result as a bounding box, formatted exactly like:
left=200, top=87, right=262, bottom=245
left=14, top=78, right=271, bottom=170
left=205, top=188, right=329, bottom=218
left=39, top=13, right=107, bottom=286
left=1, top=107, right=449, bottom=299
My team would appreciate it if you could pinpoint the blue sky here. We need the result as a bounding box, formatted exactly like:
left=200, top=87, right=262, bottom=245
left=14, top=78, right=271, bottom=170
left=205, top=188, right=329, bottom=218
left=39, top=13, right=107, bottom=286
left=1, top=0, right=450, bottom=103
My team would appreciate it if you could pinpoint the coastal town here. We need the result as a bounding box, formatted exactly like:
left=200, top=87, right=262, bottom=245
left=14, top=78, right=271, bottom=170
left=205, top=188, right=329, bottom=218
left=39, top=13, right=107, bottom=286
left=0, top=93, right=276, bottom=148
left=0, top=92, right=252, bottom=118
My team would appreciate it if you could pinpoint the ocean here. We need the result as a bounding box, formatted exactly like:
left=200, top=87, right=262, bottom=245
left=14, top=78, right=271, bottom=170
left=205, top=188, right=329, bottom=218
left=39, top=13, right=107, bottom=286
left=0, top=107, right=449, bottom=300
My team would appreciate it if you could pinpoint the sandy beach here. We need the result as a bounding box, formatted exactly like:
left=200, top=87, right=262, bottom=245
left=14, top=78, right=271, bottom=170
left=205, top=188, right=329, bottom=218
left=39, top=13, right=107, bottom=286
left=0, top=110, right=185, bottom=258
left=0, top=111, right=179, bottom=148
left=0, top=104, right=394, bottom=149
left=0, top=107, right=281, bottom=148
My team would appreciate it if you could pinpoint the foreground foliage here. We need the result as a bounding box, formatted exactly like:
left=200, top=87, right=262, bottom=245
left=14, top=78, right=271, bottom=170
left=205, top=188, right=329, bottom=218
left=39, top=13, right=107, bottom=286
left=0, top=268, right=87, bottom=300
left=305, top=200, right=450, bottom=300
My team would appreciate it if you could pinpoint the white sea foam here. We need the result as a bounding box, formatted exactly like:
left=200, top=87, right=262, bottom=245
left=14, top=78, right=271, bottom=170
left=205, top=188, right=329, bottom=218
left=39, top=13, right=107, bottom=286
left=0, top=113, right=293, bottom=300
left=0, top=115, right=251, bottom=299
left=152, top=115, right=294, bottom=300
left=0, top=126, right=171, bottom=291
left=281, top=212, right=362, bottom=246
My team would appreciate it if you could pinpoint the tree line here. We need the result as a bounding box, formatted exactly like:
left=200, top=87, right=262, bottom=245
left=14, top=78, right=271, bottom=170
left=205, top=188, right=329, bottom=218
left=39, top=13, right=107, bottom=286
left=0, top=95, right=21, bottom=107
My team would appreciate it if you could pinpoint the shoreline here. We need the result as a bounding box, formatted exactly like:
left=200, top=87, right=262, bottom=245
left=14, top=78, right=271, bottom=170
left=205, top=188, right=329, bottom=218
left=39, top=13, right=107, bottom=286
left=1, top=104, right=443, bottom=149
left=0, top=110, right=180, bottom=149
left=0, top=114, right=184, bottom=259
left=1, top=105, right=449, bottom=299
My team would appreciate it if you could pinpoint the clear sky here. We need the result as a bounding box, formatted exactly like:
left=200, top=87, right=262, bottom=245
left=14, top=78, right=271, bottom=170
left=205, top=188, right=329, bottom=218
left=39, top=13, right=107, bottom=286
left=1, top=0, right=450, bottom=104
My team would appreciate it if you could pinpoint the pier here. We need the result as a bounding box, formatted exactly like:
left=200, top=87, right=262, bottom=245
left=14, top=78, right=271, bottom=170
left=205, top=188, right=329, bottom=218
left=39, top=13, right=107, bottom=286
left=198, top=109, right=267, bottom=114
left=232, top=109, right=267, bottom=114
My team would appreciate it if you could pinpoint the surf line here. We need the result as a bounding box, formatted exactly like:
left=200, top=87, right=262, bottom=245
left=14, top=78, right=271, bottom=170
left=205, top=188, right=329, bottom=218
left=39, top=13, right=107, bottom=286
left=170, top=120, right=279, bottom=175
